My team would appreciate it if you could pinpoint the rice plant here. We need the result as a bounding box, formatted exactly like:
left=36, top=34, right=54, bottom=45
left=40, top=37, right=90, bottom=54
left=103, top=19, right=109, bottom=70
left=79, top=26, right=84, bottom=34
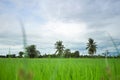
left=0, top=58, right=120, bottom=80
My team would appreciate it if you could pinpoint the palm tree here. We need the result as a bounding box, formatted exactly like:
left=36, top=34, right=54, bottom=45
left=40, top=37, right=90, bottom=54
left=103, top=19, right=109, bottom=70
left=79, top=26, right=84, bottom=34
left=86, top=38, right=97, bottom=56
left=55, top=41, right=65, bottom=57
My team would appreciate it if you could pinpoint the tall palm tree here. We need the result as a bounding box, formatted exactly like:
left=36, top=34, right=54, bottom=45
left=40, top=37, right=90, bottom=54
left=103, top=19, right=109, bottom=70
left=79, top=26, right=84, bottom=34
left=55, top=41, right=65, bottom=56
left=86, top=38, right=97, bottom=56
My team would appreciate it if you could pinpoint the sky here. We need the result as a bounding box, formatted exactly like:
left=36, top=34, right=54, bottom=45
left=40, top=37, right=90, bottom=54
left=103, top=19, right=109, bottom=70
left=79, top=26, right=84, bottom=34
left=0, top=0, right=120, bottom=56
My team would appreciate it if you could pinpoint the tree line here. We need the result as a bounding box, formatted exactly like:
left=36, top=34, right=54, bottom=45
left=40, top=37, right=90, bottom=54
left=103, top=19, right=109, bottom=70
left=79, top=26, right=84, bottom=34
left=0, top=38, right=119, bottom=58
left=18, top=38, right=96, bottom=58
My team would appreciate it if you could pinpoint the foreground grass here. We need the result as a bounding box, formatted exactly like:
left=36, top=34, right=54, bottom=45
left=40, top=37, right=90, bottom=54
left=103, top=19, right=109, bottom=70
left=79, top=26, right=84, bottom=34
left=0, top=58, right=120, bottom=80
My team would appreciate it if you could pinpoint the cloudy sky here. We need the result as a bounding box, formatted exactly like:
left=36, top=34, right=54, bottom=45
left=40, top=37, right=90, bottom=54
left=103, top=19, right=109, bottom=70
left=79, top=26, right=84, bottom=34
left=0, top=0, right=120, bottom=55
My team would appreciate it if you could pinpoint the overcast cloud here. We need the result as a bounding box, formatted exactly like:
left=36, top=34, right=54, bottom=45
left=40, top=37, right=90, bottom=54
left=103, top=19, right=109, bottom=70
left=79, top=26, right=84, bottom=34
left=0, top=0, right=120, bottom=55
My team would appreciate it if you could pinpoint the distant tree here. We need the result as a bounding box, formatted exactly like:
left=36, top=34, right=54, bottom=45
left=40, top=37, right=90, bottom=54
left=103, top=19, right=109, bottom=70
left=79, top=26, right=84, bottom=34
left=6, top=54, right=16, bottom=58
left=0, top=55, right=6, bottom=58
left=25, top=45, right=40, bottom=58
left=86, top=38, right=97, bottom=56
left=51, top=54, right=57, bottom=58
left=64, top=49, right=71, bottom=58
left=74, top=51, right=79, bottom=58
left=54, top=41, right=65, bottom=57
left=19, top=51, right=24, bottom=58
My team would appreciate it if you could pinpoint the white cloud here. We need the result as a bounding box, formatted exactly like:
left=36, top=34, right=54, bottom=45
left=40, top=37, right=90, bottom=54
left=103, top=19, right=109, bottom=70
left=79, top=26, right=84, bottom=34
left=24, top=20, right=87, bottom=40
left=41, top=21, right=87, bottom=38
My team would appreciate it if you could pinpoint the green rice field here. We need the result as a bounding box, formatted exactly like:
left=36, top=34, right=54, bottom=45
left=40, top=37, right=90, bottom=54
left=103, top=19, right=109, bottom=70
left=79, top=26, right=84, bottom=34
left=0, top=58, right=120, bottom=80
